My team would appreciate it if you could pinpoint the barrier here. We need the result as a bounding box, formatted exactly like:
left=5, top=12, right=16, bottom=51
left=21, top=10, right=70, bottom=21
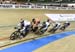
left=0, top=4, right=75, bottom=10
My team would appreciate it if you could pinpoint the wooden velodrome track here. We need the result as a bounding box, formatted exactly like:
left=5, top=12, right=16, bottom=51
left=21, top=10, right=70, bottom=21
left=0, top=9, right=75, bottom=51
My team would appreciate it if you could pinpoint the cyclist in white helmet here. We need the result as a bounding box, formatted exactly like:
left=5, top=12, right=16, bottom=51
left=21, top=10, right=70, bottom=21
left=38, top=19, right=50, bottom=34
left=17, top=18, right=31, bottom=37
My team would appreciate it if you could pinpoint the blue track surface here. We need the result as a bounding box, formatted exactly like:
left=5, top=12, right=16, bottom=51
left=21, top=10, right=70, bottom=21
left=0, top=31, right=75, bottom=52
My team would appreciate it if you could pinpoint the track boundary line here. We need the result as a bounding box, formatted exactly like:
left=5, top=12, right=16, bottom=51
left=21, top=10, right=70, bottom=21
left=0, top=30, right=75, bottom=52
left=0, top=30, right=75, bottom=49
left=0, top=33, right=51, bottom=48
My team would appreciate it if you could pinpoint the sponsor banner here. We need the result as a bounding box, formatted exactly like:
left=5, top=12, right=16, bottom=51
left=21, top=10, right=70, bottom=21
left=0, top=4, right=44, bottom=9
left=45, top=14, right=75, bottom=21
left=0, top=4, right=75, bottom=10
left=0, top=4, right=13, bottom=8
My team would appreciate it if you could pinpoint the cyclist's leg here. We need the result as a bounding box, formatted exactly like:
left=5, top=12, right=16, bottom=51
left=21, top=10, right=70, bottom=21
left=49, top=27, right=54, bottom=32
left=23, top=25, right=30, bottom=37
left=41, top=28, right=47, bottom=34
left=33, top=26, right=38, bottom=32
